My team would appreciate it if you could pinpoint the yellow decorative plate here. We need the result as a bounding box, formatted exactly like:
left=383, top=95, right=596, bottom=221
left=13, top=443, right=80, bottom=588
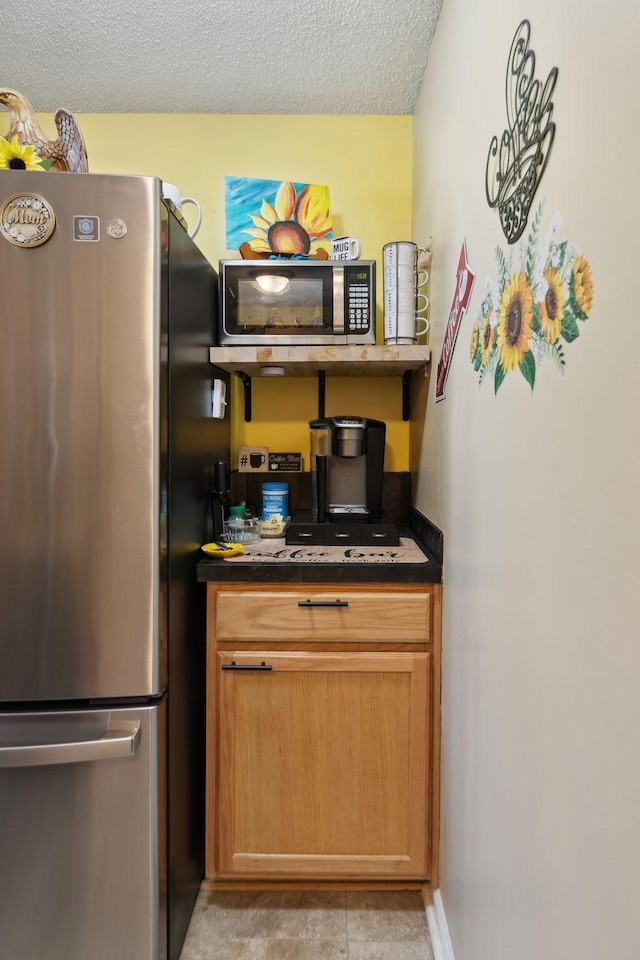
left=201, top=541, right=244, bottom=558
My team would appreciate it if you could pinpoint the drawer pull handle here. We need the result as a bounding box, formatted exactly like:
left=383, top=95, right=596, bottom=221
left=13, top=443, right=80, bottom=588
left=298, top=599, right=349, bottom=608
left=221, top=661, right=273, bottom=671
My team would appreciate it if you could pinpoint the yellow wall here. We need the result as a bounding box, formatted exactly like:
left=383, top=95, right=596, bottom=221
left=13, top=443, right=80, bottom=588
left=19, top=113, right=414, bottom=469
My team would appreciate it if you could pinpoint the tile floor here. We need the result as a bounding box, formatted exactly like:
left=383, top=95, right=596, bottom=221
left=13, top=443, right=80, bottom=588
left=180, top=889, right=433, bottom=960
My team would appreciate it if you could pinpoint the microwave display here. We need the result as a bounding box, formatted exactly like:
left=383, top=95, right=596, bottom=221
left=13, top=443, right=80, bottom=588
left=218, top=260, right=376, bottom=346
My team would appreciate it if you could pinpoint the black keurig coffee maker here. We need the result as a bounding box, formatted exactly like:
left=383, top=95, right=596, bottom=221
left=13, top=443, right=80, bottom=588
left=286, top=416, right=399, bottom=546
left=317, top=416, right=385, bottom=523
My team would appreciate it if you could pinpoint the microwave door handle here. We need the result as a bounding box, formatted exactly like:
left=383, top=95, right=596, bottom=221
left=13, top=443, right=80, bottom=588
left=334, top=266, right=345, bottom=335
left=0, top=721, right=141, bottom=768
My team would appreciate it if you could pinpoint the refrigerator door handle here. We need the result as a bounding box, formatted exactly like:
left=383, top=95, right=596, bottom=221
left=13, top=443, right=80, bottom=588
left=0, top=720, right=141, bottom=769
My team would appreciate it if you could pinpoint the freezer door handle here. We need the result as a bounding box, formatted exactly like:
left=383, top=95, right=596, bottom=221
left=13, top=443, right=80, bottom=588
left=0, top=720, right=141, bottom=768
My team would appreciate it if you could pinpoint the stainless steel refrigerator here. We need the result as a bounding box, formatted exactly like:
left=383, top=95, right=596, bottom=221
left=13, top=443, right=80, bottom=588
left=0, top=171, right=229, bottom=960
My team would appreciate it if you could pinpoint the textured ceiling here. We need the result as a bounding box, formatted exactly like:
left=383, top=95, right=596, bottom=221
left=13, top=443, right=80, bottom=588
left=3, top=0, right=442, bottom=115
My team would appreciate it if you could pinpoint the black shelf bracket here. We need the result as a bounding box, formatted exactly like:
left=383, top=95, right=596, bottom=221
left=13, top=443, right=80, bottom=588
left=232, top=364, right=423, bottom=423
left=237, top=371, right=252, bottom=422
left=402, top=370, right=413, bottom=421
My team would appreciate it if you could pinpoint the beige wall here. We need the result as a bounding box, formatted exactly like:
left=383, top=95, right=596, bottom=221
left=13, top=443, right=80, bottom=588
left=412, top=0, right=640, bottom=957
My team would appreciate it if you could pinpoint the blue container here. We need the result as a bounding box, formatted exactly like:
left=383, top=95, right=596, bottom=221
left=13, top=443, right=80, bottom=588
left=261, top=482, right=289, bottom=520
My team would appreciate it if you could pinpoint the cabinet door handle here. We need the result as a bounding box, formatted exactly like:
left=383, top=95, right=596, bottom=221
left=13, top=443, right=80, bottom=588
left=297, top=599, right=349, bottom=608
left=221, top=661, right=273, bottom=671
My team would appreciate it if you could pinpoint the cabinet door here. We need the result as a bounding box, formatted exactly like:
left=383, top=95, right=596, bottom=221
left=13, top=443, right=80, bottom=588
left=216, top=651, right=430, bottom=879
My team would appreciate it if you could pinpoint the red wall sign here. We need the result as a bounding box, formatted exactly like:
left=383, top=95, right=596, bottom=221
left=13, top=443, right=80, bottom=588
left=435, top=240, right=476, bottom=402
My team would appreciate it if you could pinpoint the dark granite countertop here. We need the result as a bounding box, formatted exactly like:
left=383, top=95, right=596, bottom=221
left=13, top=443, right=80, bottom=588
left=197, top=513, right=443, bottom=585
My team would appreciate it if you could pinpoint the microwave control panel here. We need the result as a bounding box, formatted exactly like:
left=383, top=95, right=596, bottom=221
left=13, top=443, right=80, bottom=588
left=345, top=270, right=372, bottom=335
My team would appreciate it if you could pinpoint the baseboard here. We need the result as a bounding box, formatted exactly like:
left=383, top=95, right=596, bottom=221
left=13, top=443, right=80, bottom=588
left=201, top=878, right=423, bottom=892
left=422, top=885, right=455, bottom=960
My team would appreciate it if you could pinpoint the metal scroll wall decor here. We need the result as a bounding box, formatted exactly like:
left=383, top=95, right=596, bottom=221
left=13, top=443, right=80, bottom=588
left=485, top=20, right=558, bottom=244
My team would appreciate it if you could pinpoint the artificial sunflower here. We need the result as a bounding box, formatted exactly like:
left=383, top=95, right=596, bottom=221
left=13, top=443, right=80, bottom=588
left=571, top=254, right=594, bottom=318
left=497, top=271, right=534, bottom=372
left=245, top=181, right=332, bottom=256
left=0, top=135, right=47, bottom=171
left=538, top=268, right=564, bottom=343
left=480, top=308, right=495, bottom=365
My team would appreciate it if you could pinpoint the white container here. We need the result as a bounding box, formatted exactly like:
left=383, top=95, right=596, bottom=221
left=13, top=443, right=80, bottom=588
left=261, top=482, right=289, bottom=520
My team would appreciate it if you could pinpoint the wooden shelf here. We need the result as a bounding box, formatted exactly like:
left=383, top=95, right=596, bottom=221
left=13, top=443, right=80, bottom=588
left=209, top=344, right=430, bottom=377
left=209, top=345, right=431, bottom=422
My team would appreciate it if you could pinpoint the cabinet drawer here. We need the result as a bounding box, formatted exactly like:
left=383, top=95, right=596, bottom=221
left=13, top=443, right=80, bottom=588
left=215, top=586, right=431, bottom=643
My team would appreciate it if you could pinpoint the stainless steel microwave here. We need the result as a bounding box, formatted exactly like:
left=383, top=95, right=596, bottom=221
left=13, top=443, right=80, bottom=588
left=217, top=259, right=376, bottom=346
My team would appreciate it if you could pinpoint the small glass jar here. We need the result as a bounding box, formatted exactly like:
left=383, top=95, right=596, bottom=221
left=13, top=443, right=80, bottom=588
left=223, top=504, right=261, bottom=543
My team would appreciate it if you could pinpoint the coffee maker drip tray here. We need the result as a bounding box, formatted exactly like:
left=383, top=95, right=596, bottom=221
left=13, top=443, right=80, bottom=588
left=286, top=511, right=400, bottom=547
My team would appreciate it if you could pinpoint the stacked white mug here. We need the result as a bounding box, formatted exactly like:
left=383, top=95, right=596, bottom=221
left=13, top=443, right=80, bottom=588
left=383, top=241, right=430, bottom=344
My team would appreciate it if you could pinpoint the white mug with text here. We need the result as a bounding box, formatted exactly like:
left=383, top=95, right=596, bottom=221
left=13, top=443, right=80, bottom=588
left=331, top=236, right=362, bottom=260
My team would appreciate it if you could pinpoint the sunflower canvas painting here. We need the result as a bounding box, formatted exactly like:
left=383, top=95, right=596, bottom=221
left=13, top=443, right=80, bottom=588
left=224, top=176, right=333, bottom=257
left=470, top=202, right=594, bottom=394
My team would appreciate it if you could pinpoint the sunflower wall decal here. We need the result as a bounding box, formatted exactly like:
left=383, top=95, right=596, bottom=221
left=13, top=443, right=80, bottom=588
left=224, top=176, right=332, bottom=257
left=470, top=202, right=594, bottom=394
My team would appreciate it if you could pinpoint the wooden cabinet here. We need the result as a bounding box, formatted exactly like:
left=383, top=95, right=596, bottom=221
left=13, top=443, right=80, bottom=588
left=205, top=582, right=441, bottom=885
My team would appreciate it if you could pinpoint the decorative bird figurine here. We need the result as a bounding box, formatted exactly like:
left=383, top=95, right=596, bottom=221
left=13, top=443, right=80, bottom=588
left=0, top=88, right=89, bottom=173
